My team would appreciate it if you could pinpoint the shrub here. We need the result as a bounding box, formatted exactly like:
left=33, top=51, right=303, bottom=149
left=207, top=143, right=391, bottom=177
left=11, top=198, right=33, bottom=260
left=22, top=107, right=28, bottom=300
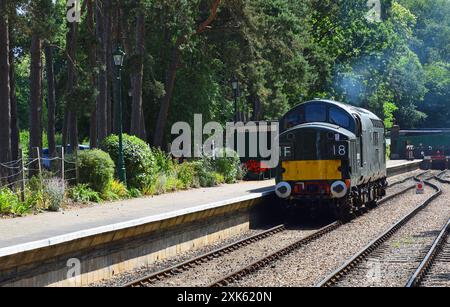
left=77, top=150, right=115, bottom=193
left=43, top=178, right=66, bottom=212
left=176, top=162, right=196, bottom=189
left=153, top=148, right=175, bottom=175
left=165, top=176, right=184, bottom=192
left=213, top=149, right=243, bottom=183
left=191, top=158, right=218, bottom=187
left=69, top=184, right=101, bottom=203
left=0, top=188, right=26, bottom=215
left=128, top=188, right=142, bottom=198
left=102, top=180, right=129, bottom=201
left=213, top=172, right=225, bottom=185
left=101, top=135, right=156, bottom=190
left=144, top=174, right=166, bottom=195
left=26, top=176, right=46, bottom=210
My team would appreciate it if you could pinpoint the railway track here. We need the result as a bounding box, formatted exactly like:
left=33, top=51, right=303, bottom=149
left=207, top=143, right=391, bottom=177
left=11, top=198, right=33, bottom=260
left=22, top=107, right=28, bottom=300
left=406, top=218, right=450, bottom=287
left=316, top=172, right=445, bottom=287
left=124, top=224, right=286, bottom=287
left=206, top=174, right=428, bottom=287
left=124, top=172, right=427, bottom=288
left=406, top=172, right=450, bottom=288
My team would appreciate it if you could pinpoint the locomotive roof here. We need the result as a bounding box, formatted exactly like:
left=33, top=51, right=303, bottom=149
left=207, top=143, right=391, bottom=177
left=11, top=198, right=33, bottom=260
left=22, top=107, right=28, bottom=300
left=298, top=99, right=382, bottom=121
left=280, top=122, right=356, bottom=139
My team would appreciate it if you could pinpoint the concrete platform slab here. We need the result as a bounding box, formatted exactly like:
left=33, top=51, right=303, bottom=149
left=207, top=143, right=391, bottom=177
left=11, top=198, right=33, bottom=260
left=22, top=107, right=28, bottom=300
left=0, top=181, right=275, bottom=252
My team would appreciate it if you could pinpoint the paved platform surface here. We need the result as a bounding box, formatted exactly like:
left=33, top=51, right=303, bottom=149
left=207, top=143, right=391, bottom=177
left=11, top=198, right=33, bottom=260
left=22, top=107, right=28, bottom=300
left=0, top=180, right=275, bottom=250
left=0, top=160, right=419, bottom=251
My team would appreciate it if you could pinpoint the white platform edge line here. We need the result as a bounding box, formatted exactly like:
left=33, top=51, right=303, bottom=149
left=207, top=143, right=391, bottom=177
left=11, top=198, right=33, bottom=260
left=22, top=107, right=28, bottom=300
left=0, top=188, right=275, bottom=258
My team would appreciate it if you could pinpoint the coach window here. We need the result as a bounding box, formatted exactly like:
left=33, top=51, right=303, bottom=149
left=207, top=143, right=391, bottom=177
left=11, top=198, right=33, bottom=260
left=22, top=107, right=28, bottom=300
left=305, top=103, right=326, bottom=122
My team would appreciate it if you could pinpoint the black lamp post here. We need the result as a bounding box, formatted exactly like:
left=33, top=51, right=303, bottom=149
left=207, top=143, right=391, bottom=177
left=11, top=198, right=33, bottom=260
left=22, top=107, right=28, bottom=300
left=113, top=47, right=127, bottom=185
left=231, top=75, right=239, bottom=122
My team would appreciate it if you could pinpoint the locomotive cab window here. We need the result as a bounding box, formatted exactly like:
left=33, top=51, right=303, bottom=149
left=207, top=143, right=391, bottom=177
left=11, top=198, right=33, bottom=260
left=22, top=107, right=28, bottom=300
left=329, top=107, right=354, bottom=131
left=285, top=112, right=302, bottom=129
left=305, top=103, right=327, bottom=122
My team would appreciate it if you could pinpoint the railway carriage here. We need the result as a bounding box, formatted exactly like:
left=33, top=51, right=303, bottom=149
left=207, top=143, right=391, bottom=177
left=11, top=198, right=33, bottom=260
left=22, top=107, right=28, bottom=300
left=275, top=99, right=387, bottom=220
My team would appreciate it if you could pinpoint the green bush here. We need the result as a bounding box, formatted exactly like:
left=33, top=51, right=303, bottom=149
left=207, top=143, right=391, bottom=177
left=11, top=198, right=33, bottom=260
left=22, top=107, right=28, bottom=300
left=101, top=135, right=156, bottom=190
left=0, top=188, right=28, bottom=216
left=213, top=149, right=243, bottom=183
left=176, top=162, right=196, bottom=189
left=128, top=188, right=142, bottom=198
left=69, top=184, right=101, bottom=203
left=191, top=157, right=218, bottom=187
left=77, top=150, right=115, bottom=193
left=26, top=177, right=46, bottom=210
left=102, top=180, right=129, bottom=201
left=153, top=148, right=175, bottom=175
left=213, top=172, right=225, bottom=185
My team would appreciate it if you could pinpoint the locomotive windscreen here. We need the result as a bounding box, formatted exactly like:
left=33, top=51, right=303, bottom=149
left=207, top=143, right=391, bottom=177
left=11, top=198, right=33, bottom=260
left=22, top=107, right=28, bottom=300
left=281, top=129, right=349, bottom=161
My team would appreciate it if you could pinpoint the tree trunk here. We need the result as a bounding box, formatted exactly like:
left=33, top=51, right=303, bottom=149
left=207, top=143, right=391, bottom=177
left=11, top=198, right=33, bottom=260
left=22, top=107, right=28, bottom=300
left=29, top=33, right=42, bottom=168
left=9, top=41, right=19, bottom=162
left=67, top=22, right=78, bottom=153
left=45, top=45, right=56, bottom=159
left=96, top=0, right=108, bottom=143
left=130, top=9, right=146, bottom=140
left=153, top=0, right=222, bottom=148
left=153, top=38, right=182, bottom=148
left=105, top=0, right=113, bottom=135
left=252, top=95, right=261, bottom=121
left=87, top=0, right=97, bottom=148
left=0, top=4, right=11, bottom=182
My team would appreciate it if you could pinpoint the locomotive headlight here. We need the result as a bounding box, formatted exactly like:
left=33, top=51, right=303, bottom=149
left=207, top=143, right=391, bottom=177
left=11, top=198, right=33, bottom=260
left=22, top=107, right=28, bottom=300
left=330, top=181, right=348, bottom=199
left=275, top=182, right=292, bottom=199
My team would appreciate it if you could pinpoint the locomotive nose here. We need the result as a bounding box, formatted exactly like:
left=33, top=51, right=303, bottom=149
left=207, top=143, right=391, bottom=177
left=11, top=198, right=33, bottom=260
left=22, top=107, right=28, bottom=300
left=331, top=181, right=348, bottom=199
left=275, top=182, right=292, bottom=199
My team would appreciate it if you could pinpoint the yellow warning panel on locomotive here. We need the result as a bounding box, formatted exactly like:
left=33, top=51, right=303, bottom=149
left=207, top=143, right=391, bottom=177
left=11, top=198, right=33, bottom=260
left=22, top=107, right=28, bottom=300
left=282, top=160, right=342, bottom=181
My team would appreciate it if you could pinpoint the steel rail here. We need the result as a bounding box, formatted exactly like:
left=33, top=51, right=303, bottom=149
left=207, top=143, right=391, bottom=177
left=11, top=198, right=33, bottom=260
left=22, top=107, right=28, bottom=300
left=123, top=224, right=286, bottom=287
left=125, top=171, right=426, bottom=288
left=406, top=218, right=450, bottom=287
left=387, top=171, right=429, bottom=188
left=207, top=179, right=421, bottom=288
left=315, top=178, right=442, bottom=287
left=208, top=221, right=342, bottom=287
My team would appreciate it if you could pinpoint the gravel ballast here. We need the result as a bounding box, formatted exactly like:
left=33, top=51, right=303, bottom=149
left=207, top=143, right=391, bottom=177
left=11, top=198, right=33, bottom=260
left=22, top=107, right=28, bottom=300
left=421, top=235, right=450, bottom=287
left=93, top=170, right=427, bottom=287
left=334, top=180, right=450, bottom=287
left=233, top=182, right=436, bottom=287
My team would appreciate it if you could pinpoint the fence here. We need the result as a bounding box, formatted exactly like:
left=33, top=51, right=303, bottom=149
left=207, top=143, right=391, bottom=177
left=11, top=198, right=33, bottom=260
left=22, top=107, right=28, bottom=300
left=0, top=147, right=78, bottom=201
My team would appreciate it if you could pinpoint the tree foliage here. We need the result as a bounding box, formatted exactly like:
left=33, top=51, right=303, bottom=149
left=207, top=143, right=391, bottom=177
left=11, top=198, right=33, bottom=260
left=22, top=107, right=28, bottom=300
left=2, top=0, right=449, bottom=162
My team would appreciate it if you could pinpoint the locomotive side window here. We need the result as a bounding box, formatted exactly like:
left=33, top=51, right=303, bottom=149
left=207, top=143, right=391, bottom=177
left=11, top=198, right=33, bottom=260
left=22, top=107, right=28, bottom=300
left=305, top=103, right=326, bottom=122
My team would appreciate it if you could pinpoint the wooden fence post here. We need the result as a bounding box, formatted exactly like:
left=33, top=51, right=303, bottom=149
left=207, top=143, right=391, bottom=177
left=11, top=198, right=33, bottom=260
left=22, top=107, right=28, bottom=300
left=60, top=147, right=65, bottom=193
left=20, top=149, right=26, bottom=202
left=61, top=147, right=65, bottom=182
left=35, top=147, right=43, bottom=181
left=75, top=150, right=79, bottom=185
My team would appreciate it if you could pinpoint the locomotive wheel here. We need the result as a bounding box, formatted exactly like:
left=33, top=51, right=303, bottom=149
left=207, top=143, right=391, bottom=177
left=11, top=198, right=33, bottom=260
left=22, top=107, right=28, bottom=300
left=366, top=200, right=378, bottom=209
left=335, top=198, right=353, bottom=223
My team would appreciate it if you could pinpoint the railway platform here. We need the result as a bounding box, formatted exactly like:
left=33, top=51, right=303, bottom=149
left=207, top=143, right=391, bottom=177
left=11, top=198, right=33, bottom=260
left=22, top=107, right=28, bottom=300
left=0, top=159, right=421, bottom=286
